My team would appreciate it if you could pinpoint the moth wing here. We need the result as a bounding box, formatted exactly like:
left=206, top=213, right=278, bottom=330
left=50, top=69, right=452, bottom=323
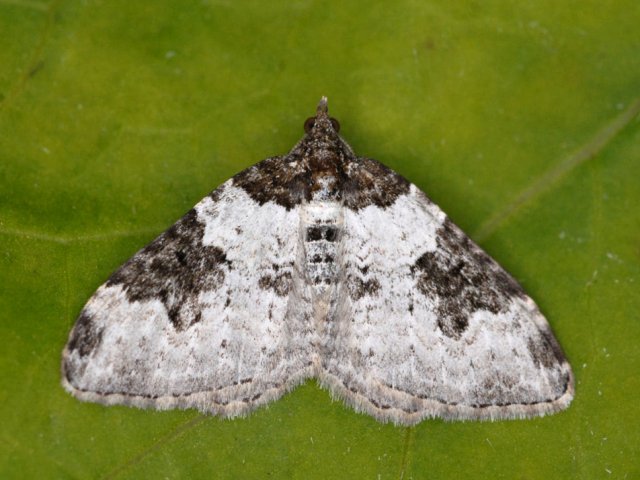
left=62, top=179, right=313, bottom=417
left=322, top=177, right=574, bottom=424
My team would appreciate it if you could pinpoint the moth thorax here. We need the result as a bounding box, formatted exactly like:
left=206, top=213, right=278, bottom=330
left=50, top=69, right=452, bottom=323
left=311, top=175, right=339, bottom=201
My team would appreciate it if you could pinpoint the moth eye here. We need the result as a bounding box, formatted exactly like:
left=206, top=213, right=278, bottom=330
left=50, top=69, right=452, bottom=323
left=303, top=117, right=340, bottom=133
left=304, top=117, right=315, bottom=133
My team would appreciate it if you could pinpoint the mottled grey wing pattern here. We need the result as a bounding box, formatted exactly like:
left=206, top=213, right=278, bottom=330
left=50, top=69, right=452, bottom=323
left=322, top=179, right=573, bottom=423
left=62, top=180, right=314, bottom=417
left=62, top=98, right=573, bottom=424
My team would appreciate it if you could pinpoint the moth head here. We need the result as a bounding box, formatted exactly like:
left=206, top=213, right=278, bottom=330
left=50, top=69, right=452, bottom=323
left=304, top=97, right=341, bottom=134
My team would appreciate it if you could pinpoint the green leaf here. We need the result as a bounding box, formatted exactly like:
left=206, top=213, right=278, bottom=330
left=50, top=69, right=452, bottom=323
left=1, top=1, right=639, bottom=478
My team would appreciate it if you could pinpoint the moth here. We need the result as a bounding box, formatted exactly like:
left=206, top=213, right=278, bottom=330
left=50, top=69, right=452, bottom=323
left=62, top=98, right=573, bottom=425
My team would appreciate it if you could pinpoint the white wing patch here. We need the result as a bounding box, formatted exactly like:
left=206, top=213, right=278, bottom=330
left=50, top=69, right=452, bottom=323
left=62, top=98, right=573, bottom=424
left=63, top=183, right=314, bottom=417
left=321, top=187, right=572, bottom=423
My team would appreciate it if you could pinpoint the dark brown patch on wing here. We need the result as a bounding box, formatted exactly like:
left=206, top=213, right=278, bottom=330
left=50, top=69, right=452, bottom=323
left=347, top=276, right=381, bottom=301
left=258, top=271, right=292, bottom=297
left=232, top=156, right=312, bottom=210
left=539, top=326, right=568, bottom=363
left=342, top=157, right=410, bottom=211
left=66, top=310, right=104, bottom=358
left=528, top=327, right=568, bottom=368
left=208, top=184, right=225, bottom=203
left=527, top=335, right=557, bottom=369
left=412, top=218, right=526, bottom=339
left=106, top=209, right=230, bottom=331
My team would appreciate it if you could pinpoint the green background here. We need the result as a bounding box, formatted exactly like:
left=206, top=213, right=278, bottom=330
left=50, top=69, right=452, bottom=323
left=1, top=1, right=639, bottom=478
